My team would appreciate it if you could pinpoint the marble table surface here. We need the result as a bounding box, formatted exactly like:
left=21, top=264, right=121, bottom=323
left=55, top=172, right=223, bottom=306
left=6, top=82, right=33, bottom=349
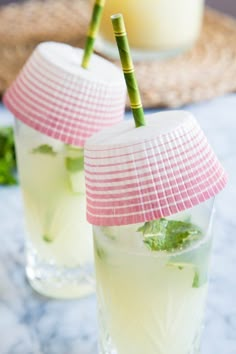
left=0, top=95, right=236, bottom=354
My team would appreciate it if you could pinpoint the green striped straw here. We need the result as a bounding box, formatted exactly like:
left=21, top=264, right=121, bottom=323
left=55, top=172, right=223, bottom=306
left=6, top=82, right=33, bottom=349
left=111, top=14, right=146, bottom=128
left=81, top=0, right=106, bottom=69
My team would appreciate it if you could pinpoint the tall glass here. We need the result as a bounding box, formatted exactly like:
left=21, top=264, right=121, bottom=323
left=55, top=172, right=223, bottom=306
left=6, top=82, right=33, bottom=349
left=14, top=119, right=94, bottom=299
left=94, top=199, right=215, bottom=354
left=96, top=0, right=205, bottom=61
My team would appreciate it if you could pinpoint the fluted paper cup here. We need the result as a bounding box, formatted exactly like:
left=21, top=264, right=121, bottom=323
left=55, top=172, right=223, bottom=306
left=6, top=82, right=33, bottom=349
left=3, top=41, right=126, bottom=147
left=84, top=110, right=227, bottom=226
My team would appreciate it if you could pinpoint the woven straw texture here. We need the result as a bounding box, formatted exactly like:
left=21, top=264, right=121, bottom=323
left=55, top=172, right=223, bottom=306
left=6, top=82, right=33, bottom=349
left=0, top=0, right=90, bottom=93
left=0, top=1, right=236, bottom=108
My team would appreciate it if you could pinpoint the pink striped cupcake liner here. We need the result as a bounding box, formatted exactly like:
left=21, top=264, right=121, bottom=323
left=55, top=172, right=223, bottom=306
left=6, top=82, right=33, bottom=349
left=3, top=41, right=126, bottom=147
left=84, top=110, right=227, bottom=226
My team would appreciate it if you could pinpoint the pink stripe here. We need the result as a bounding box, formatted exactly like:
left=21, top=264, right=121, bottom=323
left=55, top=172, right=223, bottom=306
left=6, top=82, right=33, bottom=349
left=86, top=165, right=224, bottom=202
left=85, top=134, right=205, bottom=171
left=3, top=47, right=126, bottom=146
left=87, top=181, right=226, bottom=226
left=87, top=175, right=227, bottom=225
left=84, top=143, right=206, bottom=176
left=85, top=125, right=198, bottom=155
left=8, top=85, right=106, bottom=131
left=25, top=66, right=124, bottom=111
left=86, top=183, right=198, bottom=209
left=33, top=50, right=125, bottom=91
left=30, top=55, right=125, bottom=99
left=4, top=91, right=122, bottom=146
left=85, top=142, right=211, bottom=183
left=20, top=67, right=124, bottom=116
left=85, top=156, right=215, bottom=192
left=11, top=82, right=121, bottom=129
left=7, top=79, right=123, bottom=131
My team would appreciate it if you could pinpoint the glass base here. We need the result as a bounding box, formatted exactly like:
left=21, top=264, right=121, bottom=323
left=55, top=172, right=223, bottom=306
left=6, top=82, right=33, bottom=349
left=99, top=334, right=201, bottom=354
left=95, top=36, right=192, bottom=62
left=26, top=245, right=95, bottom=299
left=98, top=298, right=203, bottom=354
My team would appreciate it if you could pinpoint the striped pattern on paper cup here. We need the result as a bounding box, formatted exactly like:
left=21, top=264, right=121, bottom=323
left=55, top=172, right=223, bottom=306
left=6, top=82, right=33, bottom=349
left=84, top=111, right=227, bottom=226
left=3, top=42, right=126, bottom=147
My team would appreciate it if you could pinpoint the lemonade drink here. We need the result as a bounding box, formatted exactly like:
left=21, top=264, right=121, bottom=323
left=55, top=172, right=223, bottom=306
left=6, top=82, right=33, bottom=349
left=94, top=202, right=214, bottom=354
left=97, top=0, right=204, bottom=60
left=4, top=38, right=126, bottom=298
left=85, top=15, right=227, bottom=353
left=84, top=109, right=227, bottom=353
left=14, top=120, right=94, bottom=298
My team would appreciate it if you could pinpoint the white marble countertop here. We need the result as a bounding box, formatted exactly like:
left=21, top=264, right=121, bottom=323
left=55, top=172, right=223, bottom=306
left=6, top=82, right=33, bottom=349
left=0, top=95, right=236, bottom=354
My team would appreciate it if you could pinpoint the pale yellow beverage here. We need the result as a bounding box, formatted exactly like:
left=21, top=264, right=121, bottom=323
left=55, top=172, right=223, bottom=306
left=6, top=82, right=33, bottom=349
left=94, top=201, right=214, bottom=354
left=14, top=120, right=94, bottom=299
left=97, top=0, right=204, bottom=60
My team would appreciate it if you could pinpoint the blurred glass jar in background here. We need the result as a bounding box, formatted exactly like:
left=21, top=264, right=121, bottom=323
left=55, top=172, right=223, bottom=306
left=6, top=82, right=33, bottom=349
left=95, top=0, right=205, bottom=61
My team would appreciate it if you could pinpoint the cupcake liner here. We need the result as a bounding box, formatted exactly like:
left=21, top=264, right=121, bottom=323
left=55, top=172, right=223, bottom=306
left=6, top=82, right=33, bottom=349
left=84, top=110, right=227, bottom=226
left=3, top=41, right=126, bottom=147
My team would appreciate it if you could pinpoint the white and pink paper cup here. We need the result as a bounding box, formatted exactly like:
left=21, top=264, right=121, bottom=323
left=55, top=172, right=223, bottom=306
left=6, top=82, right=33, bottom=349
left=3, top=41, right=126, bottom=147
left=84, top=110, right=227, bottom=226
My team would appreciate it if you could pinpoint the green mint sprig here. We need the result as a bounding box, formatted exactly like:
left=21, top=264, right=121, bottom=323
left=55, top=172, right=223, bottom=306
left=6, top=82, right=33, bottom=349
left=138, top=218, right=205, bottom=288
left=32, top=144, right=57, bottom=156
left=0, top=127, right=17, bottom=185
left=138, top=218, right=202, bottom=252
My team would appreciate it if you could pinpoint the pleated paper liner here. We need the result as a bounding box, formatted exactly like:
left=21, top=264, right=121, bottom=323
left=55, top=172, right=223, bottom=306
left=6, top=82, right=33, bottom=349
left=3, top=42, right=126, bottom=147
left=0, top=6, right=236, bottom=108
left=84, top=111, right=227, bottom=226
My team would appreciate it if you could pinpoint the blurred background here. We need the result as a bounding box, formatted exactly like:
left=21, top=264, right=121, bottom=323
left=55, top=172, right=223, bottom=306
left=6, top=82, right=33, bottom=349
left=0, top=0, right=236, bottom=15
left=207, top=0, right=236, bottom=16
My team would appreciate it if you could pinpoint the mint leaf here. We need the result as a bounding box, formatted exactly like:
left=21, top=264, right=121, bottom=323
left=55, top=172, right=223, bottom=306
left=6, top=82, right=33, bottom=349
left=138, top=218, right=168, bottom=237
left=138, top=218, right=202, bottom=252
left=165, top=220, right=202, bottom=251
left=0, top=127, right=17, bottom=185
left=138, top=218, right=207, bottom=288
left=138, top=219, right=168, bottom=251
left=32, top=144, right=57, bottom=156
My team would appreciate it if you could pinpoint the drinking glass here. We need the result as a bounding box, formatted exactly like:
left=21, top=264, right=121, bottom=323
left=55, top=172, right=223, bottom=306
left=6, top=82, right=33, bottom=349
left=94, top=199, right=215, bottom=354
left=96, top=0, right=205, bottom=61
left=14, top=119, right=94, bottom=298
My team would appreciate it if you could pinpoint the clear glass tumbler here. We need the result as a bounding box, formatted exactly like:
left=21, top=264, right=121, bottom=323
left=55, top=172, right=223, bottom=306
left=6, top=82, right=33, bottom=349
left=94, top=198, right=215, bottom=354
left=96, top=0, right=205, bottom=61
left=14, top=119, right=94, bottom=299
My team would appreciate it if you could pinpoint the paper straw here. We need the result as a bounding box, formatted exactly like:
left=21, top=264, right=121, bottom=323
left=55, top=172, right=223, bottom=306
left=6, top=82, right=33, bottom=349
left=81, top=0, right=106, bottom=69
left=111, top=13, right=146, bottom=128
